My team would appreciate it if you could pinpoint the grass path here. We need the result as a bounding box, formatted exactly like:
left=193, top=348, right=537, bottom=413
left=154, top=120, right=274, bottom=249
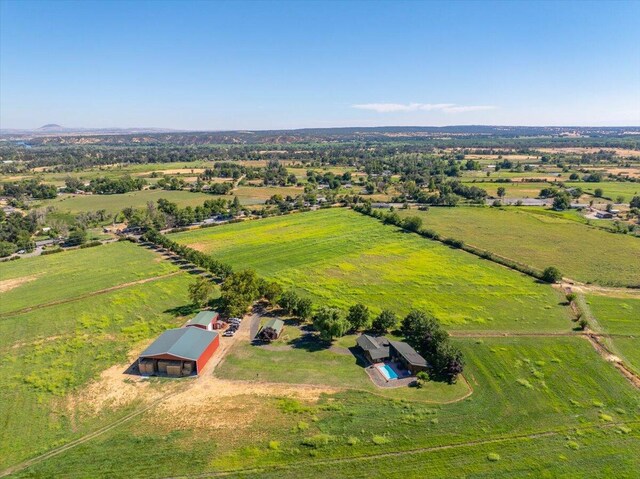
left=0, top=271, right=181, bottom=319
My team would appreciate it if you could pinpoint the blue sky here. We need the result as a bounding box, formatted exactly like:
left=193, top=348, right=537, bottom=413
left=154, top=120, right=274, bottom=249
left=1, top=0, right=639, bottom=129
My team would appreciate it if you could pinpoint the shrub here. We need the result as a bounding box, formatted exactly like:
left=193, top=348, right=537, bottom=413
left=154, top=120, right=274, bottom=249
left=443, top=238, right=464, bottom=248
left=268, top=440, right=280, bottom=450
left=487, top=453, right=501, bottom=462
left=542, top=266, right=562, bottom=283
left=372, top=435, right=390, bottom=445
left=301, top=434, right=335, bottom=448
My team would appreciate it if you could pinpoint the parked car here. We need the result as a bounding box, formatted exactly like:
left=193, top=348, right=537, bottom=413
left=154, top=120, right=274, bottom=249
left=223, top=329, right=235, bottom=337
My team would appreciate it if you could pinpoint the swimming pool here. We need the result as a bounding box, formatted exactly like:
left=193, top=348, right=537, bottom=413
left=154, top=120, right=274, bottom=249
left=377, top=363, right=399, bottom=380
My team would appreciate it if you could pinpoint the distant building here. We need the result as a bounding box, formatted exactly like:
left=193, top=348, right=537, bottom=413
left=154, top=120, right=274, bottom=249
left=258, top=318, right=285, bottom=342
left=595, top=211, right=614, bottom=219
left=185, top=311, right=220, bottom=331
left=138, top=327, right=219, bottom=377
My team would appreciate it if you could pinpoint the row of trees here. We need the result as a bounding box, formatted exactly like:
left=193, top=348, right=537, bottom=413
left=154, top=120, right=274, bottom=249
left=1, top=179, right=57, bottom=200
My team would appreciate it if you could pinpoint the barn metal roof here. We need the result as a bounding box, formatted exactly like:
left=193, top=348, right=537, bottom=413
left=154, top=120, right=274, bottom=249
left=262, top=318, right=284, bottom=334
left=186, top=310, right=219, bottom=327
left=139, top=328, right=218, bottom=361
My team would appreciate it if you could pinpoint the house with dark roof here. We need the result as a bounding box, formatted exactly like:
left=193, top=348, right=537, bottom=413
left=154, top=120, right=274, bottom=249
left=258, top=318, right=285, bottom=342
left=138, top=327, right=219, bottom=377
left=356, top=334, right=390, bottom=363
left=356, top=334, right=428, bottom=375
left=389, top=341, right=428, bottom=375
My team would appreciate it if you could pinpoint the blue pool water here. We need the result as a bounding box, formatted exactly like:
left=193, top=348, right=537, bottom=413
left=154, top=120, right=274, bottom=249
left=378, top=364, right=399, bottom=380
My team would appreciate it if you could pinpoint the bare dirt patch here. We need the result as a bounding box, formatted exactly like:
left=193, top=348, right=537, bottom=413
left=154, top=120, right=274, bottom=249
left=150, top=376, right=340, bottom=430
left=0, top=275, right=40, bottom=293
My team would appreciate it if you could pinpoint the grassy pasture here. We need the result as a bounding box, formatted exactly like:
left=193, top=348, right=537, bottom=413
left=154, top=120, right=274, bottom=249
left=35, top=189, right=222, bottom=215
left=565, top=181, right=640, bottom=202
left=234, top=185, right=305, bottom=205
left=396, top=207, right=640, bottom=287
left=0, top=241, right=178, bottom=315
left=585, top=294, right=640, bottom=375
left=171, top=208, right=570, bottom=332
left=0, top=270, right=195, bottom=469
left=457, top=181, right=556, bottom=198
left=15, top=337, right=639, bottom=478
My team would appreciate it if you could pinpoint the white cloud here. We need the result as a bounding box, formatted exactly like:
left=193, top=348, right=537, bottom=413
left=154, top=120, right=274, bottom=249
left=352, top=103, right=497, bottom=114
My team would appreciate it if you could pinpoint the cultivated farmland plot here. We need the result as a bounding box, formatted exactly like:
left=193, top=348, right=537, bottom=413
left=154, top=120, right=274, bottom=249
left=170, top=208, right=571, bottom=332
left=396, top=206, right=640, bottom=287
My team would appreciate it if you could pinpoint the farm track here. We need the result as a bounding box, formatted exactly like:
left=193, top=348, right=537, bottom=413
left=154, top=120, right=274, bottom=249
left=0, top=271, right=181, bottom=319
left=162, top=420, right=640, bottom=479
left=0, top=390, right=183, bottom=478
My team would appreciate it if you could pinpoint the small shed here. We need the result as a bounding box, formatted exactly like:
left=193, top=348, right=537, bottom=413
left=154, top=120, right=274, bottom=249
left=138, top=327, right=219, bottom=376
left=258, top=318, right=285, bottom=342
left=185, top=311, right=220, bottom=331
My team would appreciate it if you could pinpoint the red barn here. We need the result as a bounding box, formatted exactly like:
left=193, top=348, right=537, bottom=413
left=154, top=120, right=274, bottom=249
left=138, top=327, right=219, bottom=377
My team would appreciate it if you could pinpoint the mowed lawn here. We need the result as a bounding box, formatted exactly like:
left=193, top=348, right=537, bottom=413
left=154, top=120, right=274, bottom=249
left=457, top=181, right=554, bottom=198
left=397, top=207, right=640, bottom=287
left=171, top=208, right=570, bottom=332
left=36, top=189, right=221, bottom=215
left=0, top=241, right=178, bottom=315
left=16, top=337, right=640, bottom=478
left=0, top=271, right=195, bottom=469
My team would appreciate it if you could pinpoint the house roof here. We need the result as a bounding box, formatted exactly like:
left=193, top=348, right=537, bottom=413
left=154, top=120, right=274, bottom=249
left=389, top=341, right=427, bottom=367
left=139, top=328, right=218, bottom=361
left=262, top=318, right=285, bottom=334
left=186, top=311, right=219, bottom=327
left=356, top=334, right=383, bottom=351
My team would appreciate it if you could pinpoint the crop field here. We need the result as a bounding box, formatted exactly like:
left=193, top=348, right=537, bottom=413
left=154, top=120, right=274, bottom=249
left=565, top=181, right=640, bottom=202
left=13, top=337, right=639, bottom=478
left=396, top=207, right=640, bottom=286
left=171, top=208, right=570, bottom=332
left=234, top=185, right=306, bottom=204
left=35, top=189, right=221, bottom=215
left=0, top=243, right=196, bottom=468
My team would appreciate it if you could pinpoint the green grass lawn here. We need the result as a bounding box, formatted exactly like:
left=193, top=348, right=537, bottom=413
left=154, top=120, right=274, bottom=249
left=35, top=189, right=222, bottom=215
left=171, top=208, right=570, bottom=332
left=234, top=185, right=305, bottom=205
left=15, top=337, right=639, bottom=478
left=565, top=181, right=640, bottom=202
left=0, top=271, right=196, bottom=469
left=396, top=207, right=640, bottom=287
left=216, top=338, right=470, bottom=403
left=0, top=241, right=178, bottom=315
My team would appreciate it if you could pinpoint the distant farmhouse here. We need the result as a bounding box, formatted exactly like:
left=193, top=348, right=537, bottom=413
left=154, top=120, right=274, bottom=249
left=138, top=327, right=219, bottom=377
left=258, top=318, right=285, bottom=342
left=357, top=334, right=428, bottom=375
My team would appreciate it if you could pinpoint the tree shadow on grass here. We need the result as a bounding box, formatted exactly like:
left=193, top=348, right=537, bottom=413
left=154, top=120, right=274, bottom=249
left=164, top=303, right=200, bottom=317
left=288, top=332, right=332, bottom=352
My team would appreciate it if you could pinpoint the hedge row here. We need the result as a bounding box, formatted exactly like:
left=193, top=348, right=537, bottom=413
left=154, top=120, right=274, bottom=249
left=141, top=229, right=233, bottom=280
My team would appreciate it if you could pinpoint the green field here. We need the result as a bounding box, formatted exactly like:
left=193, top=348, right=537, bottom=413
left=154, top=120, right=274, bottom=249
left=565, top=181, right=640, bottom=202
left=457, top=181, right=555, bottom=198
left=0, top=241, right=179, bottom=315
left=396, top=207, right=640, bottom=287
left=171, top=208, right=570, bottom=332
left=14, top=337, right=639, bottom=478
left=35, top=189, right=222, bottom=215
left=585, top=294, right=640, bottom=375
left=0, top=253, right=196, bottom=469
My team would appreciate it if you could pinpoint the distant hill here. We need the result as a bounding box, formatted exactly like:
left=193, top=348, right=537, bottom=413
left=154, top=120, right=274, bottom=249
left=38, top=124, right=64, bottom=130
